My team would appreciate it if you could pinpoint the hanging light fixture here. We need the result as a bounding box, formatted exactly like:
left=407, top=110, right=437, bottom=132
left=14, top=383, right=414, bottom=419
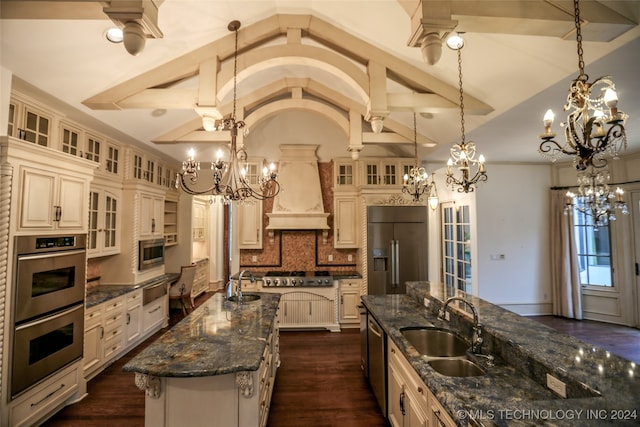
left=402, top=112, right=438, bottom=205
left=445, top=34, right=487, bottom=193
left=564, top=167, right=628, bottom=229
left=538, top=0, right=627, bottom=171
left=176, top=20, right=280, bottom=203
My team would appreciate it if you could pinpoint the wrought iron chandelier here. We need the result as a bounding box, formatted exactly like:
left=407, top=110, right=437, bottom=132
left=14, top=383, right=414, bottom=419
left=402, top=112, right=438, bottom=208
left=445, top=34, right=487, bottom=193
left=176, top=20, right=280, bottom=203
left=538, top=0, right=627, bottom=171
left=564, top=168, right=628, bottom=229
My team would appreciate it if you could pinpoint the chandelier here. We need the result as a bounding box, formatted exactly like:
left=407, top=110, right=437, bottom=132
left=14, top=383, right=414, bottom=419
left=538, top=0, right=627, bottom=171
left=445, top=34, right=487, bottom=193
left=176, top=20, right=280, bottom=203
left=565, top=168, right=628, bottom=229
left=402, top=112, right=439, bottom=208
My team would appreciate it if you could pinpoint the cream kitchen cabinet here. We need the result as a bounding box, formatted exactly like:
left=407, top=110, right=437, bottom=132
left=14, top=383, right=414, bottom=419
left=140, top=192, right=164, bottom=238
left=361, top=159, right=414, bottom=188
left=88, top=183, right=121, bottom=258
left=333, top=158, right=356, bottom=188
left=191, top=258, right=210, bottom=303
left=334, top=195, right=358, bottom=248
left=84, top=296, right=126, bottom=380
left=387, top=338, right=455, bottom=427
left=163, top=198, right=178, bottom=246
left=125, top=290, right=143, bottom=346
left=238, top=200, right=263, bottom=249
left=258, top=287, right=339, bottom=332
left=338, top=279, right=361, bottom=326
left=19, top=167, right=89, bottom=231
left=192, top=199, right=206, bottom=241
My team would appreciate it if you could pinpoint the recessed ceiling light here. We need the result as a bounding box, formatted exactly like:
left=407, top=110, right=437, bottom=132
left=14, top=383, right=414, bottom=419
left=105, top=27, right=123, bottom=43
left=446, top=33, right=465, bottom=50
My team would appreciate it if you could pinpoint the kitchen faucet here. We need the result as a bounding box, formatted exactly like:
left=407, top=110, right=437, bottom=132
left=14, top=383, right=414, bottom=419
left=235, top=270, right=255, bottom=304
left=438, top=296, right=483, bottom=354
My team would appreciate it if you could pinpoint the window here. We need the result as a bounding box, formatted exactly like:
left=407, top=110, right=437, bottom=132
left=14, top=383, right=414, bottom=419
left=133, top=155, right=143, bottom=179
left=61, top=126, right=80, bottom=156
left=442, top=203, right=472, bottom=294
left=572, top=202, right=613, bottom=287
left=86, top=136, right=101, bottom=163
left=106, top=145, right=119, bottom=175
left=23, top=108, right=50, bottom=146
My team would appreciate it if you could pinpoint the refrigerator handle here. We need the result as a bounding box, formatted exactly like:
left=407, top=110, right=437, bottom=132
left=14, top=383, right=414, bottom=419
left=393, top=240, right=400, bottom=286
left=389, top=240, right=396, bottom=286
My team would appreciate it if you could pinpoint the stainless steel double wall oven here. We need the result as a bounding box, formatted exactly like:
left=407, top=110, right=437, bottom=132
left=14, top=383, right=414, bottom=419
left=11, top=234, right=86, bottom=399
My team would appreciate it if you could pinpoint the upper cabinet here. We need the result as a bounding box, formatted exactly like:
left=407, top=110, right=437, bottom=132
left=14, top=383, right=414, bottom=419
left=88, top=180, right=122, bottom=258
left=334, top=195, right=358, bottom=248
left=333, top=158, right=357, bottom=190
left=361, top=159, right=414, bottom=188
left=140, top=192, right=164, bottom=239
left=238, top=200, right=263, bottom=249
left=2, top=136, right=97, bottom=234
left=164, top=197, right=179, bottom=247
left=192, top=199, right=206, bottom=241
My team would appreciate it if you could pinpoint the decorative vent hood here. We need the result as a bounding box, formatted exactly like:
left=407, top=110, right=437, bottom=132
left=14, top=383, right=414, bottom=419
left=266, top=145, right=330, bottom=230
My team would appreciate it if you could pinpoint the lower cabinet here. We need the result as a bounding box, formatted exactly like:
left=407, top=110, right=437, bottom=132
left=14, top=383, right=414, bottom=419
left=84, top=289, right=167, bottom=380
left=9, top=361, right=83, bottom=427
left=338, top=279, right=361, bottom=326
left=259, top=286, right=340, bottom=332
left=387, top=338, right=455, bottom=427
left=191, top=258, right=209, bottom=303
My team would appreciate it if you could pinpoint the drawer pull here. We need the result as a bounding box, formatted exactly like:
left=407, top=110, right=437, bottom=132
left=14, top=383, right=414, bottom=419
left=149, top=306, right=161, bottom=314
left=417, top=386, right=423, bottom=394
left=31, top=383, right=64, bottom=407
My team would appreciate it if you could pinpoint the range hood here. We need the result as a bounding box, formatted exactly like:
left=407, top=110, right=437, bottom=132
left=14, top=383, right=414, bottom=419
left=266, top=145, right=329, bottom=230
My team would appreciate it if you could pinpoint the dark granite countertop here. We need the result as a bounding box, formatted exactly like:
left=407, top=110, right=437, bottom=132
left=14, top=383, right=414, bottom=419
left=331, top=271, right=361, bottom=279
left=362, top=282, right=640, bottom=426
left=86, top=273, right=179, bottom=308
left=122, top=292, right=281, bottom=377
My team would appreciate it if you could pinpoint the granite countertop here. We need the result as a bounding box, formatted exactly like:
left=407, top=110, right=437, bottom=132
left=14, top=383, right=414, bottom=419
left=86, top=273, right=179, bottom=308
left=362, top=283, right=640, bottom=426
left=122, top=292, right=281, bottom=377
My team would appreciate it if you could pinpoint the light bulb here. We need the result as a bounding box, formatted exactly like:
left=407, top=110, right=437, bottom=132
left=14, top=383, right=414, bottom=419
left=543, top=109, right=555, bottom=126
left=604, top=88, right=618, bottom=108
left=188, top=148, right=195, bottom=160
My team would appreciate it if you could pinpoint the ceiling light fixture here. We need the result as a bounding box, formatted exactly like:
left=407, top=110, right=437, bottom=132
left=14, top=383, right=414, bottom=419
left=538, top=0, right=627, bottom=171
left=176, top=20, right=280, bottom=203
left=105, top=27, right=123, bottom=43
left=445, top=34, right=487, bottom=193
left=565, top=168, right=628, bottom=229
left=402, top=112, right=438, bottom=206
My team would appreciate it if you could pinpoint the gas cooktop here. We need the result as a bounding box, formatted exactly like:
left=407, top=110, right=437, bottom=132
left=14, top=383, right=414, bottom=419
left=263, top=270, right=333, bottom=287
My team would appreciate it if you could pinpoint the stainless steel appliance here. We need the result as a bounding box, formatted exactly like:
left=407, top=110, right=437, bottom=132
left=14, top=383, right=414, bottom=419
left=143, top=277, right=168, bottom=305
left=367, top=314, right=386, bottom=416
left=262, top=271, right=333, bottom=287
left=138, top=238, right=164, bottom=271
left=367, top=206, right=427, bottom=295
left=11, top=304, right=84, bottom=398
left=11, top=234, right=86, bottom=399
left=14, top=234, right=86, bottom=323
left=359, top=305, right=368, bottom=378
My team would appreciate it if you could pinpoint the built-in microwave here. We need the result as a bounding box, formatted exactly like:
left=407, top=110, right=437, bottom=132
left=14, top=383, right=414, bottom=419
left=139, top=238, right=164, bottom=271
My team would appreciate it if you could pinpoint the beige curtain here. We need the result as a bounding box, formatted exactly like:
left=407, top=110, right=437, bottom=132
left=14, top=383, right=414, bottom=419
left=550, top=190, right=582, bottom=319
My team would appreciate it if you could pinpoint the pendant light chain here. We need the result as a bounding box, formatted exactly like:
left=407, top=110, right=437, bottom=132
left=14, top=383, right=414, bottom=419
left=413, top=111, right=418, bottom=162
left=232, top=23, right=239, bottom=121
left=457, top=47, right=466, bottom=145
left=574, top=0, right=586, bottom=80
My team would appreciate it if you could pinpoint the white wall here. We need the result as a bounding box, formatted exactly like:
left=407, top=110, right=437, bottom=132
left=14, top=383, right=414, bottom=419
left=475, top=164, right=552, bottom=314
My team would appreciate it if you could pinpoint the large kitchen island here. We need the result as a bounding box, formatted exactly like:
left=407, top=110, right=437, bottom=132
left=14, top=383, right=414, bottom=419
left=123, top=292, right=281, bottom=427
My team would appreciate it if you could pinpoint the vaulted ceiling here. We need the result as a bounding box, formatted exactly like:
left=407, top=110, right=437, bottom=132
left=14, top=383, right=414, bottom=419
left=2, top=0, right=639, bottom=165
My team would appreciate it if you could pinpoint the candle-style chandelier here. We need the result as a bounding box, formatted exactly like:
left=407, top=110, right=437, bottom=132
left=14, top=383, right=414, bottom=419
left=402, top=112, right=439, bottom=208
left=445, top=34, right=487, bottom=193
left=565, top=168, right=628, bottom=229
left=176, top=20, right=280, bottom=203
left=538, top=0, right=627, bottom=171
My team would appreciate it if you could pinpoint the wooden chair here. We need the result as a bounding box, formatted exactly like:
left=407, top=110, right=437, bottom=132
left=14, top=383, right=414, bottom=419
left=168, top=265, right=197, bottom=316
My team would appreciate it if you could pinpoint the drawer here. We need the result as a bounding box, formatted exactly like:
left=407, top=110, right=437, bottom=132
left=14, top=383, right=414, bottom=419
left=10, top=362, right=81, bottom=427
left=103, top=334, right=124, bottom=360
left=103, top=309, right=125, bottom=330
left=143, top=299, right=166, bottom=332
left=104, top=296, right=125, bottom=315
left=339, top=281, right=360, bottom=290
left=126, top=290, right=142, bottom=306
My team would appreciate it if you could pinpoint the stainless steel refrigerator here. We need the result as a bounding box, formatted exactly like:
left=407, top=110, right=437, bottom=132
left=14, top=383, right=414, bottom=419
left=367, top=206, right=428, bottom=294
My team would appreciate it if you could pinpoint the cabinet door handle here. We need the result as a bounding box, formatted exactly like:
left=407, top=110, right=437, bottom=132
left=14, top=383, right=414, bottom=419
left=151, top=218, right=156, bottom=232
left=309, top=301, right=312, bottom=315
left=54, top=205, right=62, bottom=222
left=399, top=391, right=406, bottom=415
left=340, top=295, right=343, bottom=305
left=126, top=313, right=131, bottom=325
left=100, top=326, right=104, bottom=339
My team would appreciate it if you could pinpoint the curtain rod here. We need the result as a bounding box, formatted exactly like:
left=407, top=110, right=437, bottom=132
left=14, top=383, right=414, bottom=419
left=551, top=179, right=640, bottom=191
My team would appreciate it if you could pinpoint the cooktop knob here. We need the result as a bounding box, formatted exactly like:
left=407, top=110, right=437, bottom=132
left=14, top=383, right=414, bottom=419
left=265, top=279, right=271, bottom=286
left=281, top=278, right=288, bottom=286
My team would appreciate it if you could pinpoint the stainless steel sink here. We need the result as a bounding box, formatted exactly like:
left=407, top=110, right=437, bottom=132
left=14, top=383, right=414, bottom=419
left=400, top=327, right=469, bottom=357
left=428, top=358, right=486, bottom=377
left=227, top=294, right=261, bottom=303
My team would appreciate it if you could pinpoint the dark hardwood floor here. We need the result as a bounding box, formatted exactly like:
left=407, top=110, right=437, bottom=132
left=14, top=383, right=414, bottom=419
left=43, top=296, right=639, bottom=426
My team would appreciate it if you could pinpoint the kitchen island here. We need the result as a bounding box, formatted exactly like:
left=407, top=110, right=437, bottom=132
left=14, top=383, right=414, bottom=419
left=123, top=292, right=281, bottom=427
left=362, top=282, right=639, bottom=426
